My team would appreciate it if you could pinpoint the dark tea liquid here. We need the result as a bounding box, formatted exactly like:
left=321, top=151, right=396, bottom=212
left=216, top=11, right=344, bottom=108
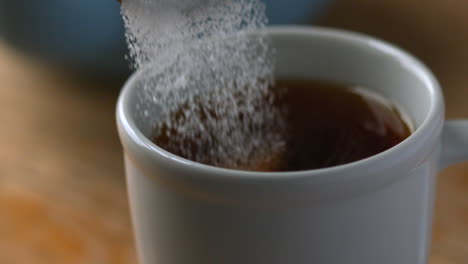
left=153, top=79, right=411, bottom=171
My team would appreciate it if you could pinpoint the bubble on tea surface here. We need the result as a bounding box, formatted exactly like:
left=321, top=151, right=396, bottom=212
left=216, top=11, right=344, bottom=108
left=121, top=0, right=286, bottom=170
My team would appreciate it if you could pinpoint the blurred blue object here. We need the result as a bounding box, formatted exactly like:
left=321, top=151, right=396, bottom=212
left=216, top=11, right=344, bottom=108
left=0, top=0, right=330, bottom=77
left=0, top=0, right=128, bottom=76
left=265, top=0, right=330, bottom=24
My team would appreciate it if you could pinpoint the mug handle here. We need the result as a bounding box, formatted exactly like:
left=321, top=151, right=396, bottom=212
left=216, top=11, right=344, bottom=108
left=440, top=120, right=468, bottom=169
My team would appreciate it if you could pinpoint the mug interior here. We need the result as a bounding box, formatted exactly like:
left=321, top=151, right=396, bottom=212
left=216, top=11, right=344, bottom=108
left=118, top=26, right=443, bottom=181
left=273, top=30, right=432, bottom=130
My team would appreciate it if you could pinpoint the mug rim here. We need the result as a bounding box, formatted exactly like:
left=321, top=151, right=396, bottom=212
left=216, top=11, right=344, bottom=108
left=117, top=25, right=444, bottom=184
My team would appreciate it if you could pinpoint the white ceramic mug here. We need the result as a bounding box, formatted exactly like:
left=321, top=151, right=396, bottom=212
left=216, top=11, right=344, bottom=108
left=117, top=26, right=468, bottom=264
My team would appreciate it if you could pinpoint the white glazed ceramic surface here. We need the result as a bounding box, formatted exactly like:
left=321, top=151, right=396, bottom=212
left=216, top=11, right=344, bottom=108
left=117, top=26, right=468, bottom=264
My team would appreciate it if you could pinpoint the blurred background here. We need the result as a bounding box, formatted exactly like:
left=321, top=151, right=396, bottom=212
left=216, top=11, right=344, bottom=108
left=0, top=0, right=466, bottom=263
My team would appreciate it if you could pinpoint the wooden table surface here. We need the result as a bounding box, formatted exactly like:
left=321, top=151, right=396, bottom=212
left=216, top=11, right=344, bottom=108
left=0, top=0, right=466, bottom=263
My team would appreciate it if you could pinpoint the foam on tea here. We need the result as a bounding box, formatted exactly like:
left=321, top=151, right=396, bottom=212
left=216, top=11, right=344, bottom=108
left=121, top=0, right=284, bottom=169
